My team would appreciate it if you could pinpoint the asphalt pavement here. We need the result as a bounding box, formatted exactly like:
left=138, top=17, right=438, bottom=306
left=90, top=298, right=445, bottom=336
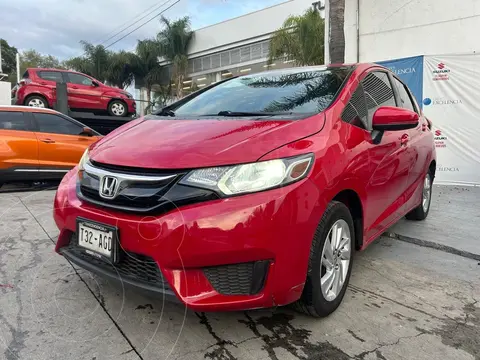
left=0, top=187, right=479, bottom=360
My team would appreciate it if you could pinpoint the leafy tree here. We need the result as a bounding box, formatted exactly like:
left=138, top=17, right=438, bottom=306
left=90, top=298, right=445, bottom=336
left=105, top=50, right=134, bottom=89
left=268, top=8, right=325, bottom=66
left=131, top=39, right=165, bottom=109
left=157, top=16, right=194, bottom=99
left=1, top=39, right=19, bottom=84
left=328, top=0, right=345, bottom=63
left=20, top=49, right=64, bottom=74
left=0, top=39, right=18, bottom=74
left=64, top=41, right=111, bottom=82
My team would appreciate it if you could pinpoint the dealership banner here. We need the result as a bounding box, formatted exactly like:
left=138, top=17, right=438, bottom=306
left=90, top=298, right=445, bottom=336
left=422, top=54, right=480, bottom=185
left=377, top=55, right=424, bottom=107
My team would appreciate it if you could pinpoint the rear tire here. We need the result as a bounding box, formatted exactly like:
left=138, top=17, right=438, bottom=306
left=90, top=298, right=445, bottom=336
left=25, top=95, right=48, bottom=108
left=293, top=201, right=355, bottom=317
left=405, top=171, right=433, bottom=221
left=108, top=100, right=127, bottom=117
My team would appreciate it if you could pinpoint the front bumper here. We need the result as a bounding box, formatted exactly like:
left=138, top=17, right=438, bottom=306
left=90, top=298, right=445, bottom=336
left=54, top=169, right=324, bottom=311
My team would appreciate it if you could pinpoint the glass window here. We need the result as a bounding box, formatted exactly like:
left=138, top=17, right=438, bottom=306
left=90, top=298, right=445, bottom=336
left=172, top=67, right=352, bottom=118
left=392, top=77, right=417, bottom=113
left=362, top=72, right=396, bottom=121
left=0, top=112, right=28, bottom=131
left=341, top=86, right=369, bottom=130
left=22, top=70, right=30, bottom=79
left=68, top=73, right=93, bottom=86
left=34, top=113, right=84, bottom=135
left=38, top=71, right=63, bottom=83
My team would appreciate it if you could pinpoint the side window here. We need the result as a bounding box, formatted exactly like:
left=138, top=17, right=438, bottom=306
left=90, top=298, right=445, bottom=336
left=341, top=85, right=369, bottom=130
left=38, top=71, right=63, bottom=83
left=392, top=77, right=417, bottom=113
left=361, top=72, right=396, bottom=122
left=0, top=112, right=28, bottom=131
left=34, top=113, right=84, bottom=136
left=67, top=73, right=93, bottom=86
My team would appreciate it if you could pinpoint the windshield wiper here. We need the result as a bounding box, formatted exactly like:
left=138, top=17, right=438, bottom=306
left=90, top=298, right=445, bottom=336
left=214, top=110, right=292, bottom=117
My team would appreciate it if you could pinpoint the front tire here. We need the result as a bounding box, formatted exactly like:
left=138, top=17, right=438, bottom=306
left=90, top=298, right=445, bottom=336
left=406, top=171, right=433, bottom=221
left=293, top=201, right=355, bottom=317
left=108, top=100, right=127, bottom=117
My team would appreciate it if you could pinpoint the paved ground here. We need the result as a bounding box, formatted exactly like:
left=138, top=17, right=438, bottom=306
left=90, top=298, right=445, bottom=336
left=0, top=188, right=479, bottom=360
left=388, top=185, right=480, bottom=259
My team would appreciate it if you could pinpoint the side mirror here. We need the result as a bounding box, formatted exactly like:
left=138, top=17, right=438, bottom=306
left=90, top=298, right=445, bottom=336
left=80, top=127, right=94, bottom=137
left=372, top=106, right=419, bottom=131
left=91, top=81, right=99, bottom=87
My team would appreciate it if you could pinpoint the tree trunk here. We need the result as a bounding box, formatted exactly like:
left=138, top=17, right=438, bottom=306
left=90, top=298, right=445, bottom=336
left=146, top=86, right=151, bottom=114
left=328, top=0, right=345, bottom=64
left=176, top=74, right=184, bottom=99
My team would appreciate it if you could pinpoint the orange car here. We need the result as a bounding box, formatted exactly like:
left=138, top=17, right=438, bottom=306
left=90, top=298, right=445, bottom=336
left=0, top=105, right=101, bottom=185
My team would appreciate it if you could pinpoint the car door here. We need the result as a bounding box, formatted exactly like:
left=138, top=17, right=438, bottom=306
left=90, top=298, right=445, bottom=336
left=32, top=112, right=99, bottom=170
left=391, top=76, right=428, bottom=212
left=36, top=71, right=64, bottom=105
left=0, top=110, right=39, bottom=175
left=65, top=72, right=103, bottom=110
left=359, top=71, right=412, bottom=240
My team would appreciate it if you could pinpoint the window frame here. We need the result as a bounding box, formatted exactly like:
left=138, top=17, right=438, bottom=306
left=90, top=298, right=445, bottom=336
left=340, top=81, right=370, bottom=131
left=30, top=111, right=90, bottom=136
left=65, top=72, right=95, bottom=86
left=360, top=69, right=399, bottom=125
left=0, top=111, right=34, bottom=132
left=389, top=74, right=419, bottom=114
left=37, top=70, right=65, bottom=83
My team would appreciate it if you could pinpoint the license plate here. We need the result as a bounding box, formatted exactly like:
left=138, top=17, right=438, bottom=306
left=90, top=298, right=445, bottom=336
left=77, top=218, right=117, bottom=260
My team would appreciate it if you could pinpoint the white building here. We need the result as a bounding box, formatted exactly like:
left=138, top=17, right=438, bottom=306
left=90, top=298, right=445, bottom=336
left=135, top=0, right=479, bottom=113
left=341, top=0, right=480, bottom=63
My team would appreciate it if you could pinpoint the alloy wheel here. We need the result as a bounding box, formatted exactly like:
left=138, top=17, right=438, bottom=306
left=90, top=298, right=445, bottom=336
left=320, top=219, right=351, bottom=302
left=422, top=173, right=432, bottom=212
left=111, top=103, right=125, bottom=116
left=28, top=98, right=45, bottom=108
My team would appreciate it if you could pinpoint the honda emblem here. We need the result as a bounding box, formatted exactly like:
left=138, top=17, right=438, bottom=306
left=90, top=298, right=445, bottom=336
left=99, top=176, right=119, bottom=199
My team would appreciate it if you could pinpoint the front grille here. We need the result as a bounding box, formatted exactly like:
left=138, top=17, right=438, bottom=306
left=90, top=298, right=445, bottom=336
left=203, top=261, right=269, bottom=296
left=64, top=236, right=169, bottom=290
left=91, top=160, right=181, bottom=176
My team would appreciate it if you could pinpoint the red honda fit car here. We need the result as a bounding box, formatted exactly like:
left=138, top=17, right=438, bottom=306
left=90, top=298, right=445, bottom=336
left=54, top=64, right=436, bottom=317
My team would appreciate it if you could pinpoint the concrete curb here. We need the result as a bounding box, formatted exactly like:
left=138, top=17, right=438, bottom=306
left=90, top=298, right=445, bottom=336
left=383, top=231, right=480, bottom=262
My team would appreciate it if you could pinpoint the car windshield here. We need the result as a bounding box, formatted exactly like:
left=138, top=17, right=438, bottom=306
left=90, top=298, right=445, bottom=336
left=170, top=67, right=352, bottom=119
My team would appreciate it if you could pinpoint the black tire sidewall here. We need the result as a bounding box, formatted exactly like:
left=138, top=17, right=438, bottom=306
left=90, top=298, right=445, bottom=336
left=108, top=100, right=127, bottom=117
left=309, top=202, right=355, bottom=316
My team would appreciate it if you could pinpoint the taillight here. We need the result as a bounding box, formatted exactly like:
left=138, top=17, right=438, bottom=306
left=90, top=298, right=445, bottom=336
left=19, top=79, right=31, bottom=86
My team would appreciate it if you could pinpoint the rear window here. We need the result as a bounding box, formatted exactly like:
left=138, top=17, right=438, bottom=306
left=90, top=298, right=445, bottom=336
left=37, top=71, right=63, bottom=83
left=22, top=70, right=29, bottom=79
left=171, top=67, right=352, bottom=118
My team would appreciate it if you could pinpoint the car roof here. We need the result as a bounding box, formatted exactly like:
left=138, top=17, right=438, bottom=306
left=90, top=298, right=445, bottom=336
left=0, top=105, right=63, bottom=115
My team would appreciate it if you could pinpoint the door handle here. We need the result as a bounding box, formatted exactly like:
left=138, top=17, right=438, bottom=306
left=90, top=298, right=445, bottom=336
left=72, top=86, right=78, bottom=89
left=400, top=134, right=409, bottom=146
left=40, top=138, right=55, bottom=143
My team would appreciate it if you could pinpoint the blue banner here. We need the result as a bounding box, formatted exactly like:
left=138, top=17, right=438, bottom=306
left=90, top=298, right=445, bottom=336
left=376, top=55, right=424, bottom=108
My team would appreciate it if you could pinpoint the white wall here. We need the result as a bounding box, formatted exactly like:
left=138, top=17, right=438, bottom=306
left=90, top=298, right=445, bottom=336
left=0, top=81, right=11, bottom=105
left=189, top=0, right=323, bottom=58
left=344, top=0, right=480, bottom=63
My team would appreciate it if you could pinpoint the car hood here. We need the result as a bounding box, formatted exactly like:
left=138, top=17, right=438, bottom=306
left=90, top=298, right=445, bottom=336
left=89, top=115, right=324, bottom=169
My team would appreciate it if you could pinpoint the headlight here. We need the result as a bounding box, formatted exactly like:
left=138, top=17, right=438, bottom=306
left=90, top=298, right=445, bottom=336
left=78, top=149, right=90, bottom=171
left=179, top=154, right=314, bottom=196
left=123, top=92, right=133, bottom=99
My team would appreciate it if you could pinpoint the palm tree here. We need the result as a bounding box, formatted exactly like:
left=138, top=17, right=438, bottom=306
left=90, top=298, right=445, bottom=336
left=157, top=16, right=194, bottom=99
left=268, top=8, right=325, bottom=66
left=105, top=50, right=134, bottom=89
left=64, top=41, right=111, bottom=82
left=131, top=39, right=164, bottom=110
left=328, top=0, right=345, bottom=63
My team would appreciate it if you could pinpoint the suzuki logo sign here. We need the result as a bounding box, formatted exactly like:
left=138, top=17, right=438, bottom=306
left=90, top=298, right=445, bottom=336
left=99, top=176, right=119, bottom=199
left=312, top=1, right=325, bottom=11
